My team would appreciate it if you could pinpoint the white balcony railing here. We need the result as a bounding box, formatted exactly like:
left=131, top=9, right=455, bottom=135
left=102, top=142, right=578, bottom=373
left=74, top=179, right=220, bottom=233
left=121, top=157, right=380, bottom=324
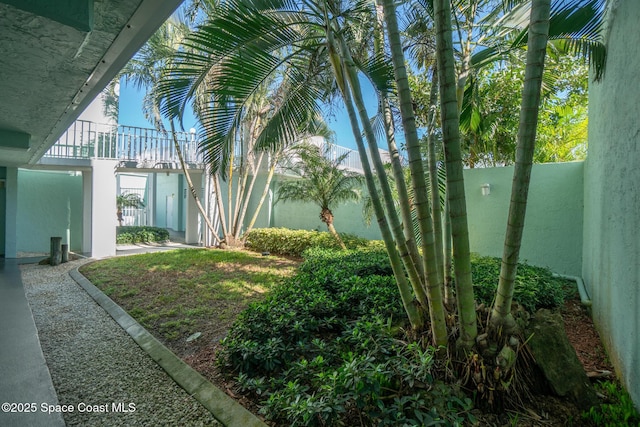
left=45, top=120, right=201, bottom=168
left=45, top=120, right=394, bottom=174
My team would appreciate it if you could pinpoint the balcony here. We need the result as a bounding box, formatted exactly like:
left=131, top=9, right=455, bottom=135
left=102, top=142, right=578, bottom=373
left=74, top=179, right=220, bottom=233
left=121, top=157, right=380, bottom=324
left=42, top=120, right=202, bottom=169
left=41, top=120, right=390, bottom=174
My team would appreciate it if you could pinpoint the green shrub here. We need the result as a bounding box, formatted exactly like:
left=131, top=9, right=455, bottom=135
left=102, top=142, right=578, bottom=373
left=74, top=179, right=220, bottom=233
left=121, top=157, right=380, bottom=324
left=471, top=255, right=568, bottom=312
left=116, top=226, right=170, bottom=244
left=219, top=248, right=475, bottom=426
left=244, top=228, right=372, bottom=257
left=219, top=250, right=572, bottom=425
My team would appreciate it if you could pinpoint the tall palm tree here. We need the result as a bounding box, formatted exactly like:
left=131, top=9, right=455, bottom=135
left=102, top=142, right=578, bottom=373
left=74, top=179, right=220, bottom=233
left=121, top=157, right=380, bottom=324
left=277, top=143, right=363, bottom=249
left=478, top=0, right=606, bottom=329
left=156, top=0, right=432, bottom=334
left=491, top=0, right=551, bottom=330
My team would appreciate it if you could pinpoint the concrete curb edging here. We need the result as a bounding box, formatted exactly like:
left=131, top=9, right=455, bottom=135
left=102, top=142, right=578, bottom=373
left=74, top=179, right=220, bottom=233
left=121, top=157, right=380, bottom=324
left=69, top=268, right=266, bottom=427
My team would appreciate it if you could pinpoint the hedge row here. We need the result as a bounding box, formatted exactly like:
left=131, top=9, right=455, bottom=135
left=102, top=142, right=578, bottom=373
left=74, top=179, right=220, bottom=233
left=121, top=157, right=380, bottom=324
left=244, top=227, right=375, bottom=257
left=116, top=226, right=170, bottom=244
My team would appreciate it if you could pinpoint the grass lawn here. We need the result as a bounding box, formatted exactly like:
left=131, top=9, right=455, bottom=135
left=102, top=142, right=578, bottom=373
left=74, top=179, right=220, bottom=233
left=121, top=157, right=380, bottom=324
left=78, top=248, right=300, bottom=358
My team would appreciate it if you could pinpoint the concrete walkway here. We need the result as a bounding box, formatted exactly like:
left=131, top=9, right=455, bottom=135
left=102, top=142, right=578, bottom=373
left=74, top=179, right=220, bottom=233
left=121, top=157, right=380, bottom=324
left=0, top=258, right=65, bottom=427
left=0, top=241, right=266, bottom=427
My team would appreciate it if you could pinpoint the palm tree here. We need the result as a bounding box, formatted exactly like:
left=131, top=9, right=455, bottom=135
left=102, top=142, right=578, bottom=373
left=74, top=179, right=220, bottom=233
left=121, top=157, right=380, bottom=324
left=277, top=143, right=362, bottom=249
left=116, top=193, right=145, bottom=226
left=156, top=0, right=429, bottom=333
left=478, top=0, right=606, bottom=329
left=491, top=0, right=551, bottom=330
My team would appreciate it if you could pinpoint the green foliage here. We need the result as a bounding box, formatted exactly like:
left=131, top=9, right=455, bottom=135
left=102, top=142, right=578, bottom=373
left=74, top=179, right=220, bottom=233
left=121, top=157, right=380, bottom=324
left=116, top=193, right=145, bottom=209
left=219, top=248, right=476, bottom=426
left=244, top=227, right=372, bottom=257
left=116, top=226, right=170, bottom=244
left=424, top=53, right=590, bottom=167
left=471, top=255, right=568, bottom=312
left=583, top=381, right=640, bottom=426
left=277, top=143, right=363, bottom=211
left=219, top=249, right=577, bottom=425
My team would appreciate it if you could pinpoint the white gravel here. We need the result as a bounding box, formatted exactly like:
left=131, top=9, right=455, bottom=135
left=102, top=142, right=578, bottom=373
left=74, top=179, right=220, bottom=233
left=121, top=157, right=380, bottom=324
left=21, top=259, right=222, bottom=427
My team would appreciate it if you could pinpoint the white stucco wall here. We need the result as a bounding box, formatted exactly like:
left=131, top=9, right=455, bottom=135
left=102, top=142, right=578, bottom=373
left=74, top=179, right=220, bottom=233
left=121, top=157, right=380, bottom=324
left=584, top=0, right=640, bottom=409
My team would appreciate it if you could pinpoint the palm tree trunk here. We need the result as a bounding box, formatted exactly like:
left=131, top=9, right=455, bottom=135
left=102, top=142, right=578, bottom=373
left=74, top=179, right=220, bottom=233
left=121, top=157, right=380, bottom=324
left=227, top=148, right=234, bottom=238
left=169, top=120, right=220, bottom=242
left=234, top=151, right=264, bottom=239
left=433, top=0, right=478, bottom=349
left=380, top=0, right=449, bottom=347
left=212, top=173, right=229, bottom=240
left=232, top=154, right=249, bottom=239
left=426, top=67, right=445, bottom=288
left=328, top=42, right=424, bottom=332
left=491, top=0, right=551, bottom=330
left=322, top=208, right=347, bottom=250
left=381, top=97, right=425, bottom=279
left=341, top=42, right=432, bottom=317
left=376, top=0, right=425, bottom=281
left=244, top=150, right=281, bottom=236
left=443, top=198, right=454, bottom=306
left=455, top=2, right=477, bottom=113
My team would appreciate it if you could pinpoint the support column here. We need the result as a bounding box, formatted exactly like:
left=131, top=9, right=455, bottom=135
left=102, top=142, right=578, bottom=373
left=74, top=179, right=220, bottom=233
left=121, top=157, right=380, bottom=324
left=3, top=167, right=18, bottom=258
left=185, top=171, right=202, bottom=245
left=82, top=169, right=92, bottom=255
left=147, top=173, right=156, bottom=226
left=84, top=160, right=118, bottom=258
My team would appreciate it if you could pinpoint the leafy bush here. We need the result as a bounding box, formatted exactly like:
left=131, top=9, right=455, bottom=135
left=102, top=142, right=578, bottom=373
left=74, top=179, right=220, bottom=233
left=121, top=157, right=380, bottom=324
left=471, top=255, right=568, bottom=312
left=244, top=227, right=372, bottom=257
left=583, top=381, right=640, bottom=426
left=219, top=248, right=475, bottom=426
left=116, top=226, right=170, bottom=244
left=219, top=250, right=571, bottom=425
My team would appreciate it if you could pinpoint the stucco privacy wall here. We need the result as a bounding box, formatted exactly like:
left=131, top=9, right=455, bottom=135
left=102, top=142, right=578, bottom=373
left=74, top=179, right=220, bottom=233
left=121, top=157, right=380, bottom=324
left=464, top=162, right=584, bottom=276
left=267, top=162, right=583, bottom=275
left=270, top=176, right=381, bottom=240
left=16, top=169, right=83, bottom=253
left=0, top=167, right=5, bottom=255
left=584, top=0, right=640, bottom=409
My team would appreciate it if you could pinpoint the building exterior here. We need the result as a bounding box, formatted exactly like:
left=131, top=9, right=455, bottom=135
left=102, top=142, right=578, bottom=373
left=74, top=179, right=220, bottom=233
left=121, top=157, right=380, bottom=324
left=0, top=0, right=637, bottom=411
left=583, top=0, right=640, bottom=409
left=0, top=0, right=184, bottom=257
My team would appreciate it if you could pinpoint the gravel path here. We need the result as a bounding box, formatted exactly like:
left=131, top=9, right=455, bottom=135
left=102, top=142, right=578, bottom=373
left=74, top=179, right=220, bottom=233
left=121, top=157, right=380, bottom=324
left=21, top=259, right=222, bottom=427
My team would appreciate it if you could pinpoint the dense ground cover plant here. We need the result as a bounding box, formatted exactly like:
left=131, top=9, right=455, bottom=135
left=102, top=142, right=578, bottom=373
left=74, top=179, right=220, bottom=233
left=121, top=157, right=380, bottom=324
left=116, top=226, right=170, bottom=244
left=219, top=247, right=474, bottom=425
left=471, top=255, right=569, bottom=313
left=244, top=228, right=373, bottom=257
left=219, top=248, right=571, bottom=425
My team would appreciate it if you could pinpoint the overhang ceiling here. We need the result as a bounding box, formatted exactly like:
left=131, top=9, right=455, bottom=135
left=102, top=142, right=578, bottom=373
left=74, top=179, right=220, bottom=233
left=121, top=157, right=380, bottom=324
left=0, top=0, right=184, bottom=167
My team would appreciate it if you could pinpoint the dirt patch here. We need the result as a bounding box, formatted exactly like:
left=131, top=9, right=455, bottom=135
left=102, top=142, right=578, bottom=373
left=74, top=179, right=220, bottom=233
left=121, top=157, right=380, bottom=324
left=562, top=298, right=612, bottom=377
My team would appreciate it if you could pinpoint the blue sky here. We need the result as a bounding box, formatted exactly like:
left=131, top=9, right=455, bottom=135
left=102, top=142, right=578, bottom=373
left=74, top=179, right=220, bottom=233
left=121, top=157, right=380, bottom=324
left=117, top=78, right=379, bottom=152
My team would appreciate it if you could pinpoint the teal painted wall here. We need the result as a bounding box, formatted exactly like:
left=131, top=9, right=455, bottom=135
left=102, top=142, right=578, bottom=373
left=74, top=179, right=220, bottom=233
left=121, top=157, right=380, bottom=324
left=464, top=162, right=584, bottom=276
left=0, top=167, right=6, bottom=255
left=264, top=162, right=584, bottom=275
left=155, top=173, right=181, bottom=230
left=583, top=1, right=640, bottom=409
left=270, top=176, right=381, bottom=240
left=16, top=169, right=83, bottom=253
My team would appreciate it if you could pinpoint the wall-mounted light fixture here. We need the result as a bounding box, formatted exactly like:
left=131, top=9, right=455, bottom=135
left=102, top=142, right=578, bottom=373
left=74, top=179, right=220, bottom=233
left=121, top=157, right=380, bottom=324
left=481, top=183, right=491, bottom=196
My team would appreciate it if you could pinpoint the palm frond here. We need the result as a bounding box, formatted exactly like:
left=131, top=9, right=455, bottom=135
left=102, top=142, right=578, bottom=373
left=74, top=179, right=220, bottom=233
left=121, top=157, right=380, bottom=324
left=471, top=0, right=606, bottom=80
